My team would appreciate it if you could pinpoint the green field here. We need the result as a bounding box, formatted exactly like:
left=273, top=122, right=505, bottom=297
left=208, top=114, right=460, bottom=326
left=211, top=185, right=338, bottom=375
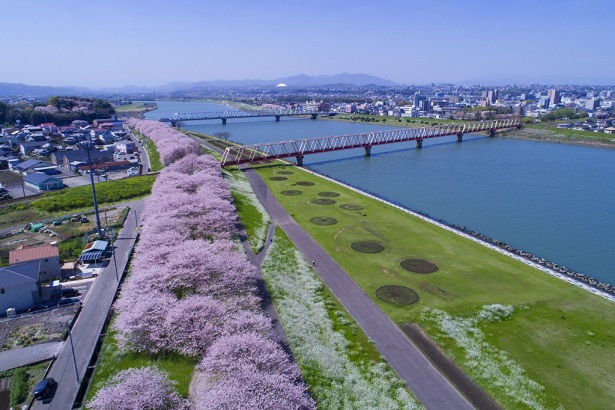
left=254, top=163, right=615, bottom=409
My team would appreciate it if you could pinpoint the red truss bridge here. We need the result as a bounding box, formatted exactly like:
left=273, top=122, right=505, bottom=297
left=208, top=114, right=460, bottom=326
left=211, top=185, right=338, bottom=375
left=164, top=109, right=336, bottom=126
left=220, top=118, right=521, bottom=167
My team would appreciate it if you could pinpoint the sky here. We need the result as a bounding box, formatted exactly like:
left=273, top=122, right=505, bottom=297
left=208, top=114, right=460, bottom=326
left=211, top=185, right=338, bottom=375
left=2, top=0, right=614, bottom=88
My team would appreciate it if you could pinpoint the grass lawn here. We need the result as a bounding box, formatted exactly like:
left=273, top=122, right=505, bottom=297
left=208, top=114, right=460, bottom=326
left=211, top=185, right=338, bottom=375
left=141, top=137, right=163, bottom=172
left=84, top=328, right=196, bottom=408
left=253, top=162, right=615, bottom=409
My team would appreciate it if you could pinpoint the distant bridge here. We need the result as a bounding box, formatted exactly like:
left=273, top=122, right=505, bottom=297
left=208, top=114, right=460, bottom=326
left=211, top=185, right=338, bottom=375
left=161, top=109, right=336, bottom=126
left=220, top=119, right=521, bottom=167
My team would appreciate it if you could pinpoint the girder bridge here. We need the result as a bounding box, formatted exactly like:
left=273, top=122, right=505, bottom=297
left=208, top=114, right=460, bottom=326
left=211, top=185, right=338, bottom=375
left=220, top=118, right=521, bottom=167
left=164, top=109, right=335, bottom=126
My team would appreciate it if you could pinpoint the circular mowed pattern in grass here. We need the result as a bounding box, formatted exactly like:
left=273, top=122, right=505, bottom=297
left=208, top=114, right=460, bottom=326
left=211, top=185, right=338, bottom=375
left=318, top=192, right=340, bottom=197
left=310, top=217, right=338, bottom=225
left=281, top=190, right=302, bottom=196
left=296, top=181, right=315, bottom=186
left=277, top=171, right=294, bottom=175
left=351, top=241, right=385, bottom=253
left=376, top=285, right=420, bottom=305
left=311, top=198, right=336, bottom=205
left=340, top=204, right=364, bottom=211
left=400, top=258, right=439, bottom=274
left=270, top=176, right=288, bottom=181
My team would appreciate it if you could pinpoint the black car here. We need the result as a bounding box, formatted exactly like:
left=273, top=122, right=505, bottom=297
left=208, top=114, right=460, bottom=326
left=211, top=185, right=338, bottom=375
left=27, top=303, right=48, bottom=313
left=33, top=377, right=56, bottom=400
left=61, top=288, right=81, bottom=297
left=58, top=298, right=81, bottom=306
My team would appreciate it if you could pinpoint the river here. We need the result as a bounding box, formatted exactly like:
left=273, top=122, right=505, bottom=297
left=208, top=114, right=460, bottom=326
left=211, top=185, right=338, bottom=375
left=144, top=101, right=615, bottom=286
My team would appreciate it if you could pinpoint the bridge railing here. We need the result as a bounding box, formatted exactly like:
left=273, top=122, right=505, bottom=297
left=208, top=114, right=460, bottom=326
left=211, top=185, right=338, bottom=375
left=220, top=119, right=520, bottom=166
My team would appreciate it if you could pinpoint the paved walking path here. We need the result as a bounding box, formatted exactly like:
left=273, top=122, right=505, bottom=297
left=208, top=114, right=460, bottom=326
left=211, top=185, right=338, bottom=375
left=243, top=168, right=474, bottom=410
left=0, top=342, right=64, bottom=372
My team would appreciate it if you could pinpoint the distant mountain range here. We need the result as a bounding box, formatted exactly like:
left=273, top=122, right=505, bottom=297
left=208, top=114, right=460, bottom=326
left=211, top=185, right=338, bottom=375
left=0, top=73, right=399, bottom=97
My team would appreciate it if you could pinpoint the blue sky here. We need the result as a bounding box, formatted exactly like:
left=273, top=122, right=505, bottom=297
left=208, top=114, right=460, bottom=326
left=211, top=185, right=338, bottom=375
left=2, top=0, right=614, bottom=87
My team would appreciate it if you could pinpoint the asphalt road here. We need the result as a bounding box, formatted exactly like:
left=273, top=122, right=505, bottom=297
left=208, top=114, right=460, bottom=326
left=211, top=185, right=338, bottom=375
left=244, top=168, right=474, bottom=410
left=32, top=200, right=144, bottom=409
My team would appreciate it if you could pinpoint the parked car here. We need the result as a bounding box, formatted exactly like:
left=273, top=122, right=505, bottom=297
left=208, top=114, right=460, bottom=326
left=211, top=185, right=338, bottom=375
left=27, top=303, right=48, bottom=313
left=58, top=298, right=81, bottom=307
left=61, top=288, right=81, bottom=298
left=33, top=377, right=56, bottom=400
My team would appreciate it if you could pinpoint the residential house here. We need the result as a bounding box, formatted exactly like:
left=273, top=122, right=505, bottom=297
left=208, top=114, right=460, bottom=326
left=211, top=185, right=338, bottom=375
left=115, top=141, right=136, bottom=154
left=11, top=159, right=58, bottom=175
left=23, top=173, right=63, bottom=191
left=90, top=128, right=114, bottom=144
left=19, top=141, right=47, bottom=155
left=9, top=244, right=61, bottom=283
left=51, top=149, right=113, bottom=169
left=0, top=261, right=41, bottom=314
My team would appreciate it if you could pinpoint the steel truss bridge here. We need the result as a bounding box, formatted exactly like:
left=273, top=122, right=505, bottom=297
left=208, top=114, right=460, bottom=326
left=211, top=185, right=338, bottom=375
left=220, top=118, right=521, bottom=167
left=165, top=109, right=335, bottom=125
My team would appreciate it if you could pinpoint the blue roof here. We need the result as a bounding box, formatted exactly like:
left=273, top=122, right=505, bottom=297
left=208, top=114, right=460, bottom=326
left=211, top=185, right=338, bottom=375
left=23, top=173, right=61, bottom=185
left=79, top=251, right=104, bottom=261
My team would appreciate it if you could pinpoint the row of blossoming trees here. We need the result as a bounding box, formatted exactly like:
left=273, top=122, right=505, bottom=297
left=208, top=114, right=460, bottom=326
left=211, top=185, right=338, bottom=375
left=89, top=120, right=314, bottom=409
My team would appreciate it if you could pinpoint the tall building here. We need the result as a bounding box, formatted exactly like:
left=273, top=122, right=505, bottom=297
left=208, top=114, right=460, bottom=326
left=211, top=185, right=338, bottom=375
left=548, top=89, right=561, bottom=105
left=585, top=98, right=600, bottom=111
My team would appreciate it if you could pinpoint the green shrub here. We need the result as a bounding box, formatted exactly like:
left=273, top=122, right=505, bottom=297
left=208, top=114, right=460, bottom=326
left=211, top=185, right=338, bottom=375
left=10, top=368, right=28, bottom=407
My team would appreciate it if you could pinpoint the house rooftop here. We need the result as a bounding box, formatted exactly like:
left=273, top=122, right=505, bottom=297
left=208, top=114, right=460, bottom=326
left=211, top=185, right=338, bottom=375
left=9, top=244, right=59, bottom=264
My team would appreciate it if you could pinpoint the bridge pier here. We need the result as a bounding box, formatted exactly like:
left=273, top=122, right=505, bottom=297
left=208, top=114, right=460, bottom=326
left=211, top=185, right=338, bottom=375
left=456, top=133, right=463, bottom=142
left=364, top=146, right=371, bottom=156
left=275, top=116, right=280, bottom=122
left=310, top=113, right=318, bottom=120
left=221, top=118, right=227, bottom=125
left=416, top=138, right=423, bottom=149
left=489, top=129, right=496, bottom=137
left=296, top=155, right=304, bottom=166
left=170, top=121, right=177, bottom=127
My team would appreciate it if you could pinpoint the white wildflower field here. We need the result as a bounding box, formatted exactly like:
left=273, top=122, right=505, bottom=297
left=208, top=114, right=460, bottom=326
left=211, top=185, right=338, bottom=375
left=262, top=231, right=422, bottom=410
left=225, top=169, right=271, bottom=252
left=421, top=305, right=561, bottom=410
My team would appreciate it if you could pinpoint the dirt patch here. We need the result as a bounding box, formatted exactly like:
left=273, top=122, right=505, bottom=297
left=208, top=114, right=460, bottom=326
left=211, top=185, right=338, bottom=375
left=351, top=241, right=385, bottom=253
left=295, top=181, right=315, bottom=186
left=0, top=306, right=78, bottom=351
left=375, top=285, right=419, bottom=305
left=318, top=192, right=340, bottom=197
left=400, top=258, right=439, bottom=274
left=339, top=204, right=364, bottom=211
left=269, top=176, right=288, bottom=181
left=310, top=198, right=336, bottom=205
left=280, top=190, right=302, bottom=196
left=400, top=323, right=501, bottom=410
left=310, top=217, right=338, bottom=226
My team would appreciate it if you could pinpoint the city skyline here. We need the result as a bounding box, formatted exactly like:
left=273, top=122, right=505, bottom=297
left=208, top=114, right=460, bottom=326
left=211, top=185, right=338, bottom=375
left=2, top=0, right=615, bottom=88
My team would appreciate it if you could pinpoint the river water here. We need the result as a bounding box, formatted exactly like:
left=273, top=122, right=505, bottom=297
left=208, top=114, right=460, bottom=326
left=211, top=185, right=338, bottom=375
left=145, top=101, right=615, bottom=286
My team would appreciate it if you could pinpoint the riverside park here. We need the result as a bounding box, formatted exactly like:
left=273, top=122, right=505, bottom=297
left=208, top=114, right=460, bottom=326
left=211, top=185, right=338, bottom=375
left=250, top=161, right=615, bottom=410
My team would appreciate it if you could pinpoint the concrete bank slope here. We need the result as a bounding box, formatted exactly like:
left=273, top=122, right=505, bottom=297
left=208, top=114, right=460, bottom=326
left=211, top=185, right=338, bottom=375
left=244, top=168, right=474, bottom=410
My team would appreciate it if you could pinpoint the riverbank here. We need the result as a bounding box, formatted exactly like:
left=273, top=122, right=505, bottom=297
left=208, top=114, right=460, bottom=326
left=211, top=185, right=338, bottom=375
left=504, top=127, right=615, bottom=149
left=253, top=160, right=615, bottom=409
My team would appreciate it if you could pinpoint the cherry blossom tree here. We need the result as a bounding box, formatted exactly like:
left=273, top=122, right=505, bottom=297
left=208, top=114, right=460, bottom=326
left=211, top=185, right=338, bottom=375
left=88, top=366, right=190, bottom=410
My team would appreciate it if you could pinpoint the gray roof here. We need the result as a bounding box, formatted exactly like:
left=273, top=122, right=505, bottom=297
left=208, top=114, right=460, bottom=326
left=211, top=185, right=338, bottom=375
left=0, top=261, right=40, bottom=287
left=16, top=159, right=52, bottom=170
left=61, top=149, right=112, bottom=163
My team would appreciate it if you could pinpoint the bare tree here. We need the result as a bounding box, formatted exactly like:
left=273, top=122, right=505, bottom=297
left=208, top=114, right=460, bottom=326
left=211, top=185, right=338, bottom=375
left=213, top=132, right=231, bottom=141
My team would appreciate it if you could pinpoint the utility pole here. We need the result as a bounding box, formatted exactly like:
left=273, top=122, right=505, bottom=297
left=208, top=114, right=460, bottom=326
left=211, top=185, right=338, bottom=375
left=67, top=320, right=79, bottom=383
left=85, top=134, right=103, bottom=238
